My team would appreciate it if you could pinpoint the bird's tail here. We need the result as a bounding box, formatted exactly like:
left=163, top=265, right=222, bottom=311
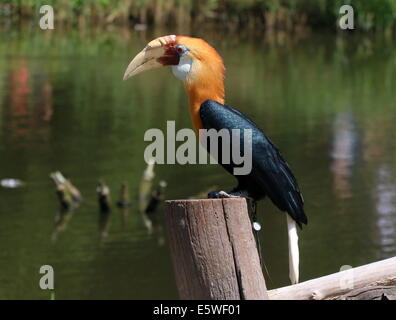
left=286, top=213, right=299, bottom=284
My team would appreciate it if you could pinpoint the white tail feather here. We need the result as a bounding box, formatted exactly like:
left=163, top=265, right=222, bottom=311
left=286, top=213, right=299, bottom=284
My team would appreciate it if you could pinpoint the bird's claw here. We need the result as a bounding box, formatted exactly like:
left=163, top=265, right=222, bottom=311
left=208, top=190, right=242, bottom=199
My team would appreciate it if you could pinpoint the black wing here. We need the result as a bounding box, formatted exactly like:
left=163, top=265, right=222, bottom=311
left=200, top=99, right=307, bottom=226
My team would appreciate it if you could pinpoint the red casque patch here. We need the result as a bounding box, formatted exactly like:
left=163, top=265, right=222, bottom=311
left=157, top=45, right=180, bottom=66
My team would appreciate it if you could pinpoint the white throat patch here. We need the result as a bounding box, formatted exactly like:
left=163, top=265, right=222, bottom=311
left=172, top=56, right=192, bottom=81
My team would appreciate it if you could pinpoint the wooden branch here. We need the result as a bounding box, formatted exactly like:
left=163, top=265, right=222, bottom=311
left=268, top=256, right=396, bottom=300
left=50, top=172, right=73, bottom=210
left=64, top=178, right=83, bottom=203
left=164, top=198, right=268, bottom=300
left=145, top=181, right=167, bottom=214
left=50, top=171, right=83, bottom=210
left=334, top=285, right=396, bottom=300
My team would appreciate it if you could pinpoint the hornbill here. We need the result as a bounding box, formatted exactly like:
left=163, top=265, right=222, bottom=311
left=123, top=35, right=307, bottom=284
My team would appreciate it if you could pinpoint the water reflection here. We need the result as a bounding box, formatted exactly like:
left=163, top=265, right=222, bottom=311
left=9, top=59, right=30, bottom=139
left=137, top=161, right=166, bottom=245
left=138, top=160, right=156, bottom=234
left=374, top=165, right=396, bottom=256
left=330, top=112, right=358, bottom=200
left=98, top=209, right=112, bottom=245
left=50, top=172, right=82, bottom=243
left=51, top=207, right=74, bottom=243
left=117, top=182, right=131, bottom=229
left=144, top=181, right=167, bottom=246
left=35, top=78, right=53, bottom=122
left=6, top=60, right=54, bottom=144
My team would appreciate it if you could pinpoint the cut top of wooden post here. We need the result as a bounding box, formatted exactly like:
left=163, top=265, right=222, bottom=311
left=165, top=198, right=268, bottom=300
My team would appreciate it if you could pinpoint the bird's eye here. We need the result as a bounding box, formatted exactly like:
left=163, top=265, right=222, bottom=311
left=177, top=47, right=184, bottom=54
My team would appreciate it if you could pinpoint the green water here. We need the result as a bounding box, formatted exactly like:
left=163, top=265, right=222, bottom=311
left=0, top=27, right=395, bottom=299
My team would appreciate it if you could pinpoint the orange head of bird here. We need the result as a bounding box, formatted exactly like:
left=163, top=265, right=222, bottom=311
left=123, top=35, right=225, bottom=131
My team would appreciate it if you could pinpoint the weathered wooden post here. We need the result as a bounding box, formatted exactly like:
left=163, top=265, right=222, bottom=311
left=50, top=171, right=83, bottom=209
left=97, top=180, right=111, bottom=213
left=164, top=198, right=268, bottom=300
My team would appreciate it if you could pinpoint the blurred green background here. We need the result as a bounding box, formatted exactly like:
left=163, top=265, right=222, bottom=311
left=2, top=0, right=396, bottom=32
left=0, top=1, right=395, bottom=299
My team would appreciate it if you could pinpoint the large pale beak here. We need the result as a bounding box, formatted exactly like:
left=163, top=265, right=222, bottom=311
left=123, top=35, right=177, bottom=80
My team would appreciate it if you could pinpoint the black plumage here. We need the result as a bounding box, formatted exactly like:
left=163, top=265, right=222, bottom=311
left=200, top=99, right=307, bottom=227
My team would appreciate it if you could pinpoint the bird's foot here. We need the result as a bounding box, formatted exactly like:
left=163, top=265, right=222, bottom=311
left=207, top=189, right=250, bottom=199
left=208, top=190, right=238, bottom=198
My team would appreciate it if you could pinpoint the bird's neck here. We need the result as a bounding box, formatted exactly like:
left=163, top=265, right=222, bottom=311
left=184, top=73, right=224, bottom=132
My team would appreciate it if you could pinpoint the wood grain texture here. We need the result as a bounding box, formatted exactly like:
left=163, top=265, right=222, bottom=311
left=336, top=286, right=396, bottom=300
left=268, top=256, right=396, bottom=300
left=165, top=198, right=268, bottom=300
